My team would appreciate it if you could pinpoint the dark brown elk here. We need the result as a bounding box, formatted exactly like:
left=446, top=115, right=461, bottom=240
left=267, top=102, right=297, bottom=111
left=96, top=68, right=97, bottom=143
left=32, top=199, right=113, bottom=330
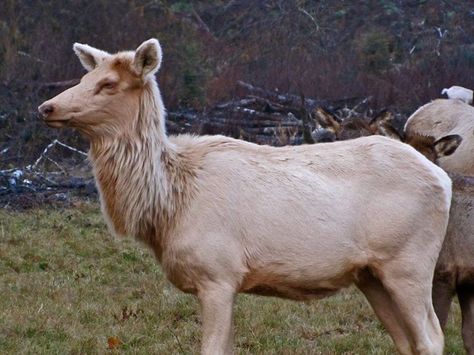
left=312, top=107, right=400, bottom=142
left=401, top=133, right=474, bottom=354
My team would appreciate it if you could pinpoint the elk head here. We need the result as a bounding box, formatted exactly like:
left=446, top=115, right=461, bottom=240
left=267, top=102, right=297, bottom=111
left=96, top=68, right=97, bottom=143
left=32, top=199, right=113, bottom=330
left=405, top=133, right=463, bottom=164
left=38, top=39, right=163, bottom=139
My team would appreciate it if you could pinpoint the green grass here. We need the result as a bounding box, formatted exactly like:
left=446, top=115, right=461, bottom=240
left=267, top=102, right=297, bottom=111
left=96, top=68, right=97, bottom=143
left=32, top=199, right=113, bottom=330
left=0, top=204, right=465, bottom=354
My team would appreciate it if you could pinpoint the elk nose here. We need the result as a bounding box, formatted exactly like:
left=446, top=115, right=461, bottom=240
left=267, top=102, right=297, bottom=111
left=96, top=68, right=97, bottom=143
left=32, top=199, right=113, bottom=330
left=38, top=103, right=54, bottom=118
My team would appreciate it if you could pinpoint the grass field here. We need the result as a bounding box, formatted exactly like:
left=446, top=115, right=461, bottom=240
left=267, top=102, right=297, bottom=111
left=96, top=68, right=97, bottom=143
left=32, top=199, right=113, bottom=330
left=0, top=203, right=465, bottom=354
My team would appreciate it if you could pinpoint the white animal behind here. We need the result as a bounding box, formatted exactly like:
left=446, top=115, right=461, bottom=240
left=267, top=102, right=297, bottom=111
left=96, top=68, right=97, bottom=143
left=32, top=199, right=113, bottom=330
left=441, top=86, right=473, bottom=105
left=405, top=99, right=474, bottom=175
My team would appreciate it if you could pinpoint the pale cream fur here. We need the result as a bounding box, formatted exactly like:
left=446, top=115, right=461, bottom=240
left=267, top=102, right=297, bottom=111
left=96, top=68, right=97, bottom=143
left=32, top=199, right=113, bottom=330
left=38, top=39, right=453, bottom=355
left=405, top=99, right=474, bottom=175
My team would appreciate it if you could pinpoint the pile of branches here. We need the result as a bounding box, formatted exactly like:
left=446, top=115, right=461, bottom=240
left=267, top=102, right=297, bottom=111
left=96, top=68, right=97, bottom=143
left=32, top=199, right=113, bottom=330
left=199, top=81, right=317, bottom=145
left=167, top=81, right=379, bottom=146
left=0, top=140, right=95, bottom=209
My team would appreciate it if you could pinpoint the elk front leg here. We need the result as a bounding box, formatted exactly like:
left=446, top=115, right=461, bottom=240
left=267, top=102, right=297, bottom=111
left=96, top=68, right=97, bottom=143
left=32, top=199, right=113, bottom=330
left=198, top=283, right=236, bottom=355
left=355, top=268, right=412, bottom=354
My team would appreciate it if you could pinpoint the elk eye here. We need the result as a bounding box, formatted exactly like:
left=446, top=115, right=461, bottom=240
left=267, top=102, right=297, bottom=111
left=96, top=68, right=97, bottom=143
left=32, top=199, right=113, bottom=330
left=102, top=82, right=116, bottom=90
left=94, top=81, right=118, bottom=95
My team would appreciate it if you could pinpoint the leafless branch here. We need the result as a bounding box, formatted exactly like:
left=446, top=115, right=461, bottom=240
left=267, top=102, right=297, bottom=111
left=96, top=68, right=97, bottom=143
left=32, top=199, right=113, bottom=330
left=54, top=140, right=87, bottom=157
left=298, top=7, right=319, bottom=32
left=40, top=79, right=80, bottom=89
left=1, top=140, right=86, bottom=175
left=17, top=51, right=46, bottom=64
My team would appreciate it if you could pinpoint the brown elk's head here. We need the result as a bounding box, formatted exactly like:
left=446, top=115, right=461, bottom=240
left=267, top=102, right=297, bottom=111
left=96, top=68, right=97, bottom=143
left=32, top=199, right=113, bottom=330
left=38, top=39, right=163, bottom=139
left=313, top=107, right=401, bottom=142
left=405, top=133, right=463, bottom=164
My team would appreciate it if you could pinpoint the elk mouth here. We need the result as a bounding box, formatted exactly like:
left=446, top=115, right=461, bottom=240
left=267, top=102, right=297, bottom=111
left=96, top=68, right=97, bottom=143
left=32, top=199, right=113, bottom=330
left=43, top=117, right=71, bottom=128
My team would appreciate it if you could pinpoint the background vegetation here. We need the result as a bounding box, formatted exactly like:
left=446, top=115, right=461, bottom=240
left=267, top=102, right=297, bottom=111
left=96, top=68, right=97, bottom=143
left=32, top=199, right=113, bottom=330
left=1, top=0, right=474, bottom=163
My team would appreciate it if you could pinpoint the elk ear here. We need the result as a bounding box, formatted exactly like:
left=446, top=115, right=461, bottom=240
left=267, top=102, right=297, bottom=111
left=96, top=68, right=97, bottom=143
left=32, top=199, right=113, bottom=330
left=369, top=110, right=391, bottom=130
left=369, top=110, right=402, bottom=140
left=434, top=134, right=463, bottom=158
left=133, top=38, right=162, bottom=78
left=315, top=107, right=341, bottom=134
left=73, top=43, right=109, bottom=71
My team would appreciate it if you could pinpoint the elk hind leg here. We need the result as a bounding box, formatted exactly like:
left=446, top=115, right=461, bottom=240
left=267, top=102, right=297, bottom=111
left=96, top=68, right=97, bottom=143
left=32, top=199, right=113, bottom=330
left=432, top=275, right=455, bottom=330
left=458, top=284, right=474, bottom=355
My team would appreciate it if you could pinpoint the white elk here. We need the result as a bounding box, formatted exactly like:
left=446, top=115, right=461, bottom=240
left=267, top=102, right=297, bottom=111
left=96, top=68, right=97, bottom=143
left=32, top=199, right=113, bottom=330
left=405, top=99, right=474, bottom=175
left=38, top=39, right=452, bottom=354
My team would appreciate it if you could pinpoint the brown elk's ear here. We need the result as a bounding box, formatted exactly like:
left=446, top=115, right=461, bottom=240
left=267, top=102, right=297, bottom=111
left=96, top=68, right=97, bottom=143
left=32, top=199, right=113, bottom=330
left=434, top=134, right=463, bottom=158
left=73, top=43, right=110, bottom=71
left=369, top=110, right=391, bottom=130
left=369, top=110, right=402, bottom=140
left=314, top=107, right=341, bottom=135
left=133, top=39, right=162, bottom=78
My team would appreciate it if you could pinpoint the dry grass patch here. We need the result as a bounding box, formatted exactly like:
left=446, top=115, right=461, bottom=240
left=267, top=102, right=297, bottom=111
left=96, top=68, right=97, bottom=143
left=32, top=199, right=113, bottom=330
left=0, top=204, right=464, bottom=354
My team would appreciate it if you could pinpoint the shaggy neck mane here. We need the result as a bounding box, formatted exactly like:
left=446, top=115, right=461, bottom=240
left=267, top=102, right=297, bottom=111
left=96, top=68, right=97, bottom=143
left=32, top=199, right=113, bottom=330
left=89, top=79, right=196, bottom=258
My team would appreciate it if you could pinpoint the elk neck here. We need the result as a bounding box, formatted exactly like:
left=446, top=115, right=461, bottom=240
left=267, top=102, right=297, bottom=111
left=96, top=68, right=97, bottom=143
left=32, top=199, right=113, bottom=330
left=88, top=80, right=195, bottom=259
